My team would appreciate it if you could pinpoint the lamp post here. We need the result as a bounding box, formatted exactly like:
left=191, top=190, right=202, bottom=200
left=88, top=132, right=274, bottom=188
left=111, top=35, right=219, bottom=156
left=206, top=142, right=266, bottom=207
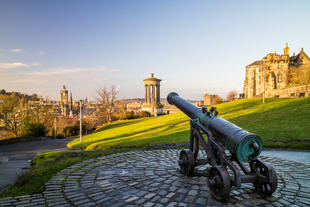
left=263, top=60, right=265, bottom=104
left=54, top=116, right=57, bottom=138
left=79, top=100, right=83, bottom=143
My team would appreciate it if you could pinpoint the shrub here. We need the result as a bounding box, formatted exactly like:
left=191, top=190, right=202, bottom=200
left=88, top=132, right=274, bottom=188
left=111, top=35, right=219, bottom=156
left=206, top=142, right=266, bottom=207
left=126, top=111, right=137, bottom=119
left=63, top=125, right=79, bottom=137
left=56, top=134, right=65, bottom=138
left=139, top=111, right=151, bottom=118
left=27, top=123, right=47, bottom=137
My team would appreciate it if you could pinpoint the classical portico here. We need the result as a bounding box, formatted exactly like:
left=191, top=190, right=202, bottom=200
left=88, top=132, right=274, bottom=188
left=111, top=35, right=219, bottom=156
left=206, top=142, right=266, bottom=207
left=142, top=73, right=163, bottom=115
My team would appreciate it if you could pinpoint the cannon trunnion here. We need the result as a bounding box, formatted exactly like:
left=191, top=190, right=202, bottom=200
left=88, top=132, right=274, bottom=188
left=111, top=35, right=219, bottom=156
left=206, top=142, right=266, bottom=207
left=168, top=92, right=278, bottom=200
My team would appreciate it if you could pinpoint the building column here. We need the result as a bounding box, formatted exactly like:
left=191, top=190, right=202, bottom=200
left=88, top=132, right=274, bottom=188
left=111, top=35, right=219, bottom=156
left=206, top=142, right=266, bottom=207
left=152, top=84, right=155, bottom=103
left=145, top=85, right=147, bottom=102
left=147, top=85, right=151, bottom=103
left=156, top=85, right=160, bottom=103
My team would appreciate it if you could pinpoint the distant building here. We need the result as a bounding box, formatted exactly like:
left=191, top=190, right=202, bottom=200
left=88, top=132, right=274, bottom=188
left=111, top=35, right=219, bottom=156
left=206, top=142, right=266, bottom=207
left=60, top=85, right=74, bottom=116
left=127, top=102, right=142, bottom=112
left=204, top=94, right=219, bottom=105
left=244, top=43, right=310, bottom=98
left=162, top=104, right=180, bottom=114
left=141, top=73, right=163, bottom=116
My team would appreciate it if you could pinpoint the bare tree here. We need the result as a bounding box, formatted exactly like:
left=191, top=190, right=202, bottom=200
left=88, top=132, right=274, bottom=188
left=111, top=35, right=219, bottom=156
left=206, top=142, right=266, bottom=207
left=96, top=85, right=119, bottom=123
left=0, top=94, right=25, bottom=137
left=227, top=90, right=238, bottom=101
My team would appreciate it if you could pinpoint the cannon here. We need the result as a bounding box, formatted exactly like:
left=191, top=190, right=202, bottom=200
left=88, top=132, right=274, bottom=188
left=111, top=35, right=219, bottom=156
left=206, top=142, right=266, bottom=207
left=167, top=92, right=278, bottom=200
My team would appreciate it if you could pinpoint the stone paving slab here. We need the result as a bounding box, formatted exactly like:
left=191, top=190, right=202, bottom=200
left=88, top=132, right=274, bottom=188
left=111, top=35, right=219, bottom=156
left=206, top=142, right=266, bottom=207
left=0, top=149, right=310, bottom=207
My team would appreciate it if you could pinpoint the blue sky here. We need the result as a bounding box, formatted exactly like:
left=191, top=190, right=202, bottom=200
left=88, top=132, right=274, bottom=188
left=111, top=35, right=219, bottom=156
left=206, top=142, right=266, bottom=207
left=1, top=0, right=310, bottom=100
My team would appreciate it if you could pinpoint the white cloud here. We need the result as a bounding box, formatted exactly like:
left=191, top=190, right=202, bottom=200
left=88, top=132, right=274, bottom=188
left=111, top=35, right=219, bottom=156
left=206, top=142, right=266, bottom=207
left=10, top=48, right=23, bottom=53
left=36, top=51, right=45, bottom=56
left=31, top=62, right=40, bottom=67
left=1, top=65, right=121, bottom=100
left=8, top=66, right=119, bottom=84
left=29, top=66, right=114, bottom=76
left=0, top=62, right=29, bottom=69
left=0, top=62, right=40, bottom=69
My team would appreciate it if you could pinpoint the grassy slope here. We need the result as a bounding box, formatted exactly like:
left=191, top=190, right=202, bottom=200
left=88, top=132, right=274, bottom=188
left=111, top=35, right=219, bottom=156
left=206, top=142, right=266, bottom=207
left=68, top=97, right=310, bottom=150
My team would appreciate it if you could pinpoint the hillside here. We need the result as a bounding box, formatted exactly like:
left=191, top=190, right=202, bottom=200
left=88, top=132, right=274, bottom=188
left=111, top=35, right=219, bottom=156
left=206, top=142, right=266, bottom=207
left=68, top=97, right=310, bottom=150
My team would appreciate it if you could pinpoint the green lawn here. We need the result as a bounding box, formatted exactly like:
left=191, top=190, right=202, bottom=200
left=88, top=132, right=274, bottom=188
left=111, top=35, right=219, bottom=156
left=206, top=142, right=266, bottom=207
left=68, top=97, right=310, bottom=150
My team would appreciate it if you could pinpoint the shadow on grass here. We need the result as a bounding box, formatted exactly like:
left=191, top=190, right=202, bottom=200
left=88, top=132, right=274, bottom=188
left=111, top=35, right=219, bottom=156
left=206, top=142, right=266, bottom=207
left=95, top=118, right=148, bottom=132
left=72, top=120, right=189, bottom=149
left=94, top=130, right=190, bottom=150
left=75, top=97, right=310, bottom=151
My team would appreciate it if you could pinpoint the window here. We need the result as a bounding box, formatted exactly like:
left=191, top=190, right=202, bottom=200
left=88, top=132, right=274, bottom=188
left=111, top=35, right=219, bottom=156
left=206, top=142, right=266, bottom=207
left=299, top=93, right=305, bottom=97
left=277, top=74, right=281, bottom=82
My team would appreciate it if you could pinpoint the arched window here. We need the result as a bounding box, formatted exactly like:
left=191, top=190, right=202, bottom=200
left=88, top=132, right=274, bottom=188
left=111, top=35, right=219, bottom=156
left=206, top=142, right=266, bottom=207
left=272, top=73, right=277, bottom=89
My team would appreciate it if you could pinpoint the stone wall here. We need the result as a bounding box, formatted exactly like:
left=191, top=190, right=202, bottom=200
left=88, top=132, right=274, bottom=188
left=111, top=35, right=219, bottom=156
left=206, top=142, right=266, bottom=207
left=267, top=84, right=310, bottom=98
left=243, top=44, right=310, bottom=98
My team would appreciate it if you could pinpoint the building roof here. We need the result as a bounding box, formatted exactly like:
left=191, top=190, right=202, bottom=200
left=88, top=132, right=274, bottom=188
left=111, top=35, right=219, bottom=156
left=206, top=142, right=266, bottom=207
left=143, top=73, right=161, bottom=82
left=247, top=60, right=263, bottom=67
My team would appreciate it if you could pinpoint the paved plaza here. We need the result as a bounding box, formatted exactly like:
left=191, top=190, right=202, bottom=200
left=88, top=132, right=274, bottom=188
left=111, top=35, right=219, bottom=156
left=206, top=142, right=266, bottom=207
left=0, top=149, right=310, bottom=207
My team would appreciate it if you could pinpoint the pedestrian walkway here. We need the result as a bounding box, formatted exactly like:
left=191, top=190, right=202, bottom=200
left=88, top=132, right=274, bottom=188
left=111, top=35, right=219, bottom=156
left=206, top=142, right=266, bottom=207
left=0, top=138, right=74, bottom=192
left=0, top=149, right=309, bottom=207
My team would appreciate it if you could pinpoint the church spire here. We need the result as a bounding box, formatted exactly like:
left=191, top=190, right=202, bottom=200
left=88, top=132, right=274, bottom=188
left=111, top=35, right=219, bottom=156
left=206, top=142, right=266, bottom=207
left=69, top=92, right=73, bottom=110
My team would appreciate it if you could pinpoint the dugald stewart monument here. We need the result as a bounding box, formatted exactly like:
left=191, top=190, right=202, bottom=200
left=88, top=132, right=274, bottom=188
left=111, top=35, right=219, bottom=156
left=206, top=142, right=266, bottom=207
left=243, top=43, right=310, bottom=98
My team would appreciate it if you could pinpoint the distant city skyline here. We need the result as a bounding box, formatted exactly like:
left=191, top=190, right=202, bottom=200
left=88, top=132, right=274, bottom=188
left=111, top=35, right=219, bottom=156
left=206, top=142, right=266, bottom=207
left=1, top=0, right=310, bottom=100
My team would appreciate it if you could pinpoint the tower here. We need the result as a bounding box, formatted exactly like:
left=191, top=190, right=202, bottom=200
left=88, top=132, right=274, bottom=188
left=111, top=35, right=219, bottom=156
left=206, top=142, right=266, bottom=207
left=60, top=85, right=68, bottom=105
left=60, top=85, right=69, bottom=116
left=141, top=73, right=163, bottom=115
left=283, top=43, right=289, bottom=56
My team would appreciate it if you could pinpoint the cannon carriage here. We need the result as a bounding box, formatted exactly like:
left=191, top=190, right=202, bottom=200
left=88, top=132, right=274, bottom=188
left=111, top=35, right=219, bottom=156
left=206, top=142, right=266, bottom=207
left=167, top=92, right=278, bottom=200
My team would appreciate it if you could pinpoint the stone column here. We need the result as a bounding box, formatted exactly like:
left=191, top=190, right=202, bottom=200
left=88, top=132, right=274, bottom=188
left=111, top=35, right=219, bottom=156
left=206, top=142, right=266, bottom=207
left=152, top=84, right=155, bottom=103
left=147, top=85, right=151, bottom=103
left=156, top=85, right=160, bottom=103
left=145, top=85, right=147, bottom=102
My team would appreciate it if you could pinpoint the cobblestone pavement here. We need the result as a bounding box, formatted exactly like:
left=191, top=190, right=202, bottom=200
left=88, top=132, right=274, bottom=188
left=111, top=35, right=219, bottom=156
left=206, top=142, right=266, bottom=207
left=0, top=149, right=310, bottom=207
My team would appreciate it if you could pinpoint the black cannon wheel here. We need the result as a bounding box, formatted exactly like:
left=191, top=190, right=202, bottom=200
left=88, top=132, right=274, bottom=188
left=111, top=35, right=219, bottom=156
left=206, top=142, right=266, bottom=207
left=178, top=150, right=195, bottom=176
left=189, top=134, right=199, bottom=159
left=208, top=166, right=231, bottom=200
left=253, top=164, right=278, bottom=196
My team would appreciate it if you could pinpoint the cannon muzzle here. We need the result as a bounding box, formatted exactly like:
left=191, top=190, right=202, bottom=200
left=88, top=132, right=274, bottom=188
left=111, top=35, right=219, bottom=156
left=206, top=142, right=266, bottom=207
left=167, top=92, right=262, bottom=162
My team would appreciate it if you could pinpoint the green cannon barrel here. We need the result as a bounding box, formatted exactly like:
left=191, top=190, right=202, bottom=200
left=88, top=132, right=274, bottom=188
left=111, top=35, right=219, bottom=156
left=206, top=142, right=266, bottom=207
left=167, top=92, right=262, bottom=162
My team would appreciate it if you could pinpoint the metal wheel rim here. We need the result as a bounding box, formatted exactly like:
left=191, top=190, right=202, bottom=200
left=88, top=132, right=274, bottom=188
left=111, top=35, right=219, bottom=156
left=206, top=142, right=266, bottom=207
left=254, top=164, right=278, bottom=196
left=178, top=150, right=195, bottom=176
left=208, top=166, right=231, bottom=200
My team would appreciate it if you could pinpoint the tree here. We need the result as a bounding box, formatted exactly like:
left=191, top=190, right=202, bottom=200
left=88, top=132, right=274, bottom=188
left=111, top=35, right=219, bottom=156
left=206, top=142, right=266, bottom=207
left=96, top=85, right=119, bottom=123
left=227, top=90, right=238, bottom=101
left=26, top=104, right=55, bottom=135
left=0, top=94, right=25, bottom=137
left=213, top=96, right=223, bottom=104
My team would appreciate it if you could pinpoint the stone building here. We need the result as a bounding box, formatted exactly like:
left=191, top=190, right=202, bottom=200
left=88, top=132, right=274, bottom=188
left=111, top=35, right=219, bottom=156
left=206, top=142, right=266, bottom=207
left=60, top=85, right=74, bottom=116
left=141, top=73, right=163, bottom=115
left=243, top=43, right=310, bottom=98
left=204, top=94, right=219, bottom=105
